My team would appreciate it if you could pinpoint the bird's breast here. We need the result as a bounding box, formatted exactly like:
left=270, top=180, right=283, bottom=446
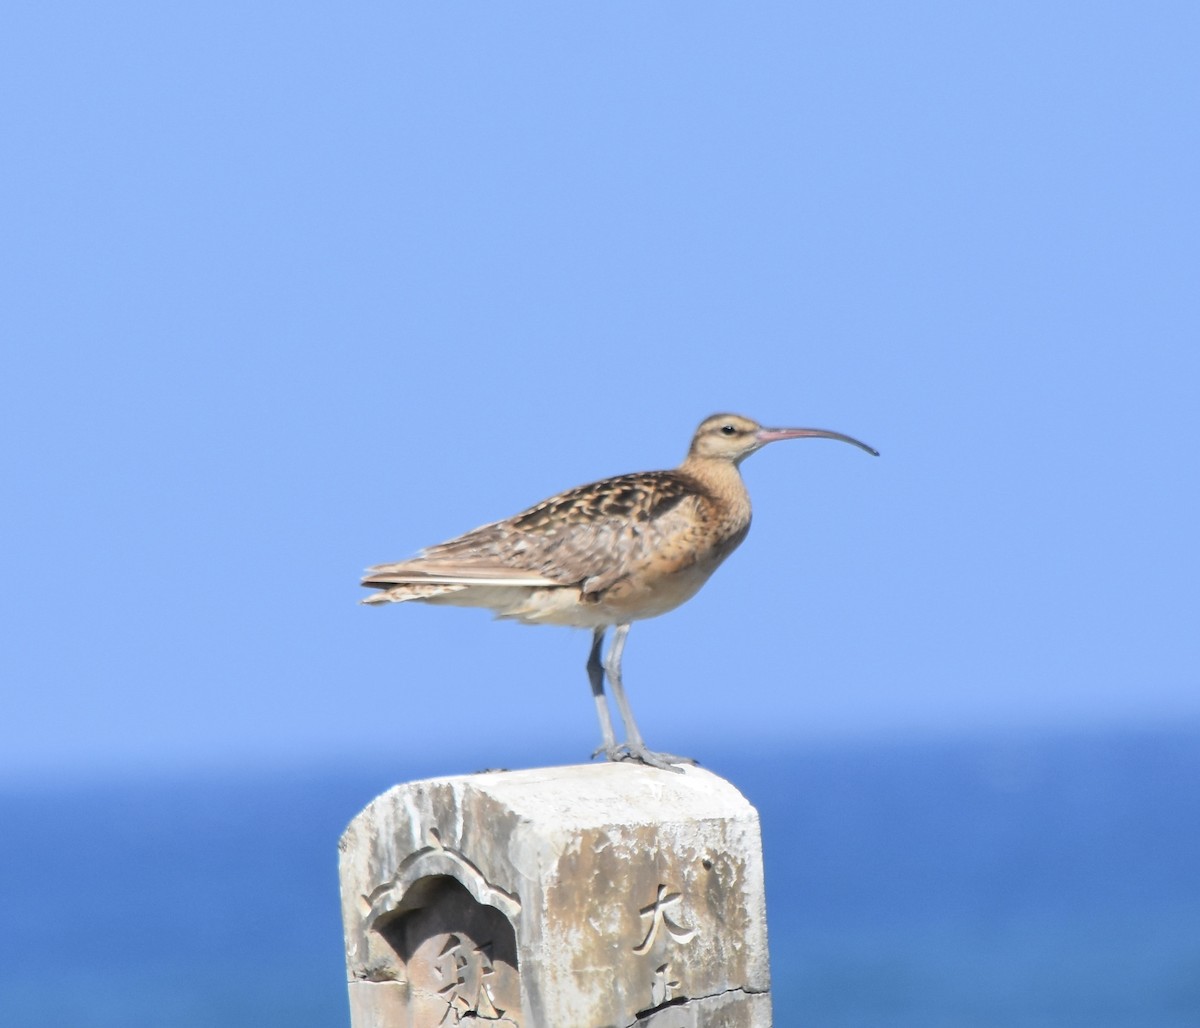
left=589, top=514, right=751, bottom=622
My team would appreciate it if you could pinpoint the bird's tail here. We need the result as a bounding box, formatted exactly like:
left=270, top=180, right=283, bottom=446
left=359, top=560, right=555, bottom=606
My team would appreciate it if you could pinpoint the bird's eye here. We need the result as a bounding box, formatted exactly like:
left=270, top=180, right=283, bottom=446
left=720, top=424, right=737, bottom=436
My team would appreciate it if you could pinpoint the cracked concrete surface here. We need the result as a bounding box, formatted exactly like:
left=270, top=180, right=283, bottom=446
left=628, top=985, right=773, bottom=1028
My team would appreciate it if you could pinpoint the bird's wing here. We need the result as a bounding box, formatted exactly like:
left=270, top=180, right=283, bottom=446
left=363, top=471, right=702, bottom=592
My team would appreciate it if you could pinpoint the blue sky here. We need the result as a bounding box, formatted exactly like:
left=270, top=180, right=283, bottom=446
left=3, top=3, right=1197, bottom=782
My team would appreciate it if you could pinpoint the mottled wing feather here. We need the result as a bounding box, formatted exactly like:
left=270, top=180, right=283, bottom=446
left=363, top=471, right=705, bottom=592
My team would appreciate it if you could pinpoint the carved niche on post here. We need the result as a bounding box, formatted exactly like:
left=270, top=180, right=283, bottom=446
left=354, top=828, right=522, bottom=1026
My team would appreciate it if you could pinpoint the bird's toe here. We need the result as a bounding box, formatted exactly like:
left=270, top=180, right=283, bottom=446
left=623, top=744, right=694, bottom=774
left=592, top=741, right=695, bottom=773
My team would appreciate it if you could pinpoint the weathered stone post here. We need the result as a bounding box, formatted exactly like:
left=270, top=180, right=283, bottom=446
left=339, top=763, right=771, bottom=1027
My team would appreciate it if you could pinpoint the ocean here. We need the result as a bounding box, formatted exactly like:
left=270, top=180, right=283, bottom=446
left=2, top=728, right=1197, bottom=1027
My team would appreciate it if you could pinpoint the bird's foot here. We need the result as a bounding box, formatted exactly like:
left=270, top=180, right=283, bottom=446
left=593, top=743, right=696, bottom=774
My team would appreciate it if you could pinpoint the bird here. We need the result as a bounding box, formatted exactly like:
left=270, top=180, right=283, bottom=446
left=361, top=413, right=878, bottom=772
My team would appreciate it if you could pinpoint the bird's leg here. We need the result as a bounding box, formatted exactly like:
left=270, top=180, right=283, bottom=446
left=603, top=623, right=694, bottom=773
left=587, top=627, right=621, bottom=761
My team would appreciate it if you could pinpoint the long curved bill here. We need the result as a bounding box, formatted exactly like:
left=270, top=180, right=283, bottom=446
left=755, top=426, right=879, bottom=456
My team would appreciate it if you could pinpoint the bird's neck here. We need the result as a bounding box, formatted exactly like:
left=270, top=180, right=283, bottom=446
left=677, top=454, right=752, bottom=525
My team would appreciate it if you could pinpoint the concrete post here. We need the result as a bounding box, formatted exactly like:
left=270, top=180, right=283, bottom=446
left=339, top=763, right=771, bottom=1027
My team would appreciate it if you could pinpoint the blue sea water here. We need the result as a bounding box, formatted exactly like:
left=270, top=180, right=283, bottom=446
left=2, top=728, right=1197, bottom=1027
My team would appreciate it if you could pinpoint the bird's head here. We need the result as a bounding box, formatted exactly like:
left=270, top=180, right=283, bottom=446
left=688, top=413, right=879, bottom=465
